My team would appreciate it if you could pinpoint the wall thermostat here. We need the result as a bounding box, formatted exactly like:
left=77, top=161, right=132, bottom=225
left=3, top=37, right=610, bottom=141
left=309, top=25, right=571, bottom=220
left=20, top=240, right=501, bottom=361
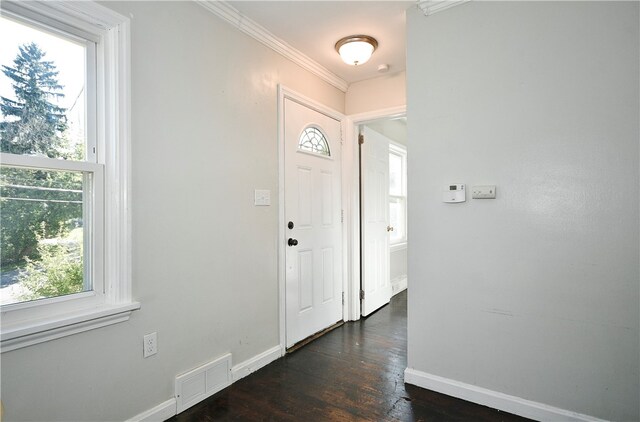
left=443, top=184, right=465, bottom=203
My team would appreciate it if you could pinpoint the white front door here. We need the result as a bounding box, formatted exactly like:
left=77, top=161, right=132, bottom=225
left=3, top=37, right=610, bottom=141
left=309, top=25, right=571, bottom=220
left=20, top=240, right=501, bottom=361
left=361, top=127, right=392, bottom=316
left=284, top=98, right=343, bottom=348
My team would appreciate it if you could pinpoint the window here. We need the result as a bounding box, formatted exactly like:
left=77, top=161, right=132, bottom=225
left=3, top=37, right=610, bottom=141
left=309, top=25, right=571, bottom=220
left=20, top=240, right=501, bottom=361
left=0, top=1, right=136, bottom=352
left=389, top=144, right=407, bottom=247
left=298, top=126, right=330, bottom=156
left=1, top=15, right=97, bottom=307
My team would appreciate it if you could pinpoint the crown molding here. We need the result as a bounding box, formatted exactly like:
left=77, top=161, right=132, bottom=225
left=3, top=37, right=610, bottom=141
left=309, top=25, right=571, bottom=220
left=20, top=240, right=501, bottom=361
left=195, top=0, right=349, bottom=93
left=417, top=0, right=470, bottom=16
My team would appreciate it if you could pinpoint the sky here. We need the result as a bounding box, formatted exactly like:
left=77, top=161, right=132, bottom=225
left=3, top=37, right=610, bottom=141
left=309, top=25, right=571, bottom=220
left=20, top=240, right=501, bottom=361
left=0, top=15, right=86, bottom=113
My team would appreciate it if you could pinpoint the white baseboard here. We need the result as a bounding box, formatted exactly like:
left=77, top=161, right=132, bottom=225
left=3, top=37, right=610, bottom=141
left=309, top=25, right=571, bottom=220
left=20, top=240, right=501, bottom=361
left=404, top=368, right=607, bottom=422
left=126, top=345, right=283, bottom=422
left=126, top=398, right=176, bottom=422
left=231, top=345, right=282, bottom=382
left=392, top=275, right=407, bottom=296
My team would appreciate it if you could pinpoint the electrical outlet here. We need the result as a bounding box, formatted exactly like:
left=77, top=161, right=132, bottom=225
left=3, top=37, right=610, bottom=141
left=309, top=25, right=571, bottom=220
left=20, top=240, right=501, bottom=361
left=143, top=332, right=157, bottom=358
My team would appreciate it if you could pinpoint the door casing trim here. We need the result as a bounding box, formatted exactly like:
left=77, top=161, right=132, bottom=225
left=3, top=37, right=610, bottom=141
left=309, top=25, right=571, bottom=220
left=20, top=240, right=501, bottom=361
left=344, top=106, right=407, bottom=320
left=277, top=85, right=345, bottom=356
left=277, top=85, right=407, bottom=353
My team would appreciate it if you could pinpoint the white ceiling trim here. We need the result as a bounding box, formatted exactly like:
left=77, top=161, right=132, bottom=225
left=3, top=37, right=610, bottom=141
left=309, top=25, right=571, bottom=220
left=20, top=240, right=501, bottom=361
left=195, top=0, right=349, bottom=92
left=417, top=0, right=470, bottom=16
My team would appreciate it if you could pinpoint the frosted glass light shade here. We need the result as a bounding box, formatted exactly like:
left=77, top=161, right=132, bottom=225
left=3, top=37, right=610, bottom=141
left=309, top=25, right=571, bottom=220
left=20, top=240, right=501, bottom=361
left=335, top=35, right=378, bottom=66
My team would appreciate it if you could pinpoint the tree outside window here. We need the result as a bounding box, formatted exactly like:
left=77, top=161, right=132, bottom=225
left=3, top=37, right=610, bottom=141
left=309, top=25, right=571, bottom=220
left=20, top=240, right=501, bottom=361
left=1, top=17, right=88, bottom=306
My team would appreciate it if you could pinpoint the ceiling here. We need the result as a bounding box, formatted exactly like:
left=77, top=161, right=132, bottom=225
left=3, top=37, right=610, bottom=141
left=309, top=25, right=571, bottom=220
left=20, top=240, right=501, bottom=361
left=227, top=1, right=415, bottom=85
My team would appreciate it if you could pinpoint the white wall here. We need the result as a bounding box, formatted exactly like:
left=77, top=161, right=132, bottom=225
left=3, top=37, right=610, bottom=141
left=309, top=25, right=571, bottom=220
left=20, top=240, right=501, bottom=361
left=346, top=71, right=406, bottom=115
left=407, top=2, right=639, bottom=420
left=0, top=2, right=344, bottom=420
left=364, top=118, right=407, bottom=146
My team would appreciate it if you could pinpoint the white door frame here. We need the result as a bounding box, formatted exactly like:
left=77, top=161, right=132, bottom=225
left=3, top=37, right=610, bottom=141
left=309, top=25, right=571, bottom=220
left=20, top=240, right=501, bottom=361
left=343, top=105, right=407, bottom=321
left=277, top=86, right=345, bottom=355
left=277, top=85, right=407, bottom=353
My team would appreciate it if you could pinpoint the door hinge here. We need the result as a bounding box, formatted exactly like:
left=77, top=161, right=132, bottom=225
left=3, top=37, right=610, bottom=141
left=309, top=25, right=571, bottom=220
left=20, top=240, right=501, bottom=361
left=358, top=134, right=364, bottom=145
left=360, top=290, right=365, bottom=300
left=342, top=292, right=345, bottom=305
left=341, top=209, right=344, bottom=223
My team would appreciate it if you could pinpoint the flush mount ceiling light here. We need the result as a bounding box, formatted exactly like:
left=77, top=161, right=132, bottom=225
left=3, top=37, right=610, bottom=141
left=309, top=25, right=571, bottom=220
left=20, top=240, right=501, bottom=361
left=335, top=35, right=378, bottom=66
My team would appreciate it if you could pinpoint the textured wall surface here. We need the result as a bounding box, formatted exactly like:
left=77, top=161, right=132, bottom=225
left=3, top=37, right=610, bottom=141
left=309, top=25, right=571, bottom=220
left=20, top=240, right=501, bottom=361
left=407, top=2, right=639, bottom=420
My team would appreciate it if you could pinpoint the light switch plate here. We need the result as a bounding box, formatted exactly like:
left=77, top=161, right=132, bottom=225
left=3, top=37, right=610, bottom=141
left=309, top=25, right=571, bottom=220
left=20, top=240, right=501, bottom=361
left=472, top=185, right=496, bottom=199
left=254, top=189, right=271, bottom=206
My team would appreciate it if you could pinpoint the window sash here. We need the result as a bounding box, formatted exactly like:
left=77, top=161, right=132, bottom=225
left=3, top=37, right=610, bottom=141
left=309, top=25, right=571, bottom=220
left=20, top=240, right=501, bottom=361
left=1, top=154, right=101, bottom=173
left=0, top=3, right=101, bottom=44
left=1, top=153, right=104, bottom=316
left=0, top=3, right=103, bottom=314
left=389, top=146, right=406, bottom=197
left=0, top=9, right=98, bottom=164
left=389, top=144, right=407, bottom=245
left=389, top=195, right=407, bottom=245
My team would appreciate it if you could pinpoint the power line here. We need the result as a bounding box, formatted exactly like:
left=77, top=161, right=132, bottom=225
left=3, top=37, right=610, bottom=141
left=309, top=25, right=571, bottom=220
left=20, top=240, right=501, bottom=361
left=1, top=184, right=82, bottom=194
left=1, top=197, right=82, bottom=204
left=68, top=85, right=85, bottom=112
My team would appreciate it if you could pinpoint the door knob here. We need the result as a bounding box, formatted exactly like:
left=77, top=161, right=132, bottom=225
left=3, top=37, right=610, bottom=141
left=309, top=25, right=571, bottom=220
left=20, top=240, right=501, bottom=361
left=288, top=238, right=298, bottom=246
left=387, top=226, right=394, bottom=232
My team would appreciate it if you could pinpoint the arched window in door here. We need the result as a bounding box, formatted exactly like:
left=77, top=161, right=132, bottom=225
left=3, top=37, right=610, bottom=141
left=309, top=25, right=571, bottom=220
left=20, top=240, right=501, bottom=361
left=298, top=126, right=331, bottom=156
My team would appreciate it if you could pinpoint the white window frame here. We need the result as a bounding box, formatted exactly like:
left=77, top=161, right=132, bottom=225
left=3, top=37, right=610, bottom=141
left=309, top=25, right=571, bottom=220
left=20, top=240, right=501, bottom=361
left=389, top=142, right=407, bottom=251
left=0, top=1, right=138, bottom=353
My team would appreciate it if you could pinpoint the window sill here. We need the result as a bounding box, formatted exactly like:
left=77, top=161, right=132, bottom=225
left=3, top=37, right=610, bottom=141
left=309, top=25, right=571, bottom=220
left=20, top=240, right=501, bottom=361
left=1, top=302, right=140, bottom=353
left=391, top=242, right=407, bottom=253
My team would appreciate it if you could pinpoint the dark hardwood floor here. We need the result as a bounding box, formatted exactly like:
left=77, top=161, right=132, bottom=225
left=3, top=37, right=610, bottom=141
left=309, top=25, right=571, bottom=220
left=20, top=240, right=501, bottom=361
left=169, top=291, right=532, bottom=421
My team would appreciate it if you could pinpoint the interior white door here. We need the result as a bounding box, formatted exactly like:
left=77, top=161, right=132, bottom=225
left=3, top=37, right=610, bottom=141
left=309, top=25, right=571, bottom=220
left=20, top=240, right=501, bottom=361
left=361, top=127, right=392, bottom=316
left=284, top=98, right=342, bottom=348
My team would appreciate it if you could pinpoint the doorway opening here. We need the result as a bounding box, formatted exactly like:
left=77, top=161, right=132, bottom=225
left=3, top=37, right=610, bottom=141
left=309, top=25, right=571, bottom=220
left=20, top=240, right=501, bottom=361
left=359, top=116, right=408, bottom=317
left=278, top=86, right=408, bottom=353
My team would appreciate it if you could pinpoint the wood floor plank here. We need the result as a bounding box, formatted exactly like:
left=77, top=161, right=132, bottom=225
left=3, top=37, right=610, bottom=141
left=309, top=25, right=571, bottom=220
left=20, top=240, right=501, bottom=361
left=169, top=291, right=533, bottom=422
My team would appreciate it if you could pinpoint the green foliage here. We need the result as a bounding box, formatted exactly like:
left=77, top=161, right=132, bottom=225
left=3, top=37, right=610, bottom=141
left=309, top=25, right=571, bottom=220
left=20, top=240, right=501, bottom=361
left=0, top=43, right=81, bottom=268
left=1, top=167, right=82, bottom=266
left=18, top=227, right=83, bottom=301
left=1, top=43, right=67, bottom=156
